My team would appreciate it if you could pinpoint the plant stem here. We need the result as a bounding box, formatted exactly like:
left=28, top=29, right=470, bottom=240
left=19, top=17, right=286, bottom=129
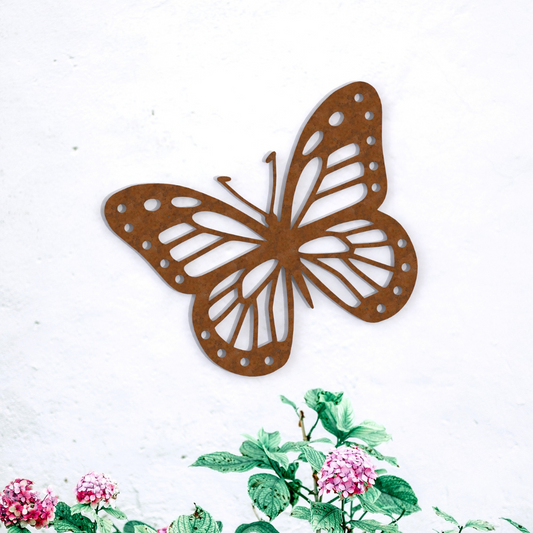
left=299, top=410, right=307, bottom=441
left=307, top=416, right=320, bottom=440
left=251, top=504, right=262, bottom=521
left=359, top=511, right=367, bottom=520
left=390, top=510, right=405, bottom=524
left=341, top=499, right=346, bottom=532
left=298, top=409, right=320, bottom=502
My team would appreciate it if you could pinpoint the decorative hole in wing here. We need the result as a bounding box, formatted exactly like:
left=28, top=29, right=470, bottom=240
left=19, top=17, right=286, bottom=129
left=318, top=163, right=364, bottom=193
left=209, top=289, right=238, bottom=321
left=192, top=212, right=265, bottom=241
left=144, top=199, right=161, bottom=211
left=302, top=131, right=324, bottom=155
left=327, top=144, right=360, bottom=167
left=209, top=269, right=244, bottom=300
left=291, top=157, right=322, bottom=227
left=329, top=112, right=344, bottom=126
left=257, top=284, right=273, bottom=347
left=184, top=241, right=260, bottom=277
left=171, top=197, right=201, bottom=208
left=272, top=268, right=289, bottom=342
left=354, top=245, right=394, bottom=266
left=242, top=259, right=278, bottom=298
left=234, top=306, right=254, bottom=351
left=327, top=220, right=373, bottom=233
left=215, top=303, right=244, bottom=343
left=347, top=229, right=387, bottom=244
left=301, top=259, right=360, bottom=307
left=159, top=223, right=195, bottom=244
left=169, top=234, right=222, bottom=261
left=299, top=237, right=348, bottom=254
left=300, top=183, right=367, bottom=227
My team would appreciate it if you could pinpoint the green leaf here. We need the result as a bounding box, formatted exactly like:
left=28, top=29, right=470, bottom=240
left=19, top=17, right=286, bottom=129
left=280, top=396, right=299, bottom=414
left=103, top=508, right=127, bottom=521
left=465, top=521, right=495, bottom=531
left=310, top=502, right=343, bottom=533
left=304, top=389, right=344, bottom=411
left=374, top=475, right=421, bottom=516
left=279, top=441, right=308, bottom=453
left=191, top=452, right=261, bottom=473
left=235, top=522, right=279, bottom=533
left=216, top=522, right=223, bottom=532
left=350, top=519, right=399, bottom=533
left=336, top=398, right=355, bottom=433
left=264, top=449, right=290, bottom=470
left=247, top=474, right=290, bottom=520
left=8, top=527, right=30, bottom=533
left=501, top=518, right=530, bottom=533
left=257, top=429, right=281, bottom=451
left=169, top=506, right=221, bottom=533
left=96, top=517, right=114, bottom=533
left=241, top=441, right=269, bottom=461
left=347, top=420, right=391, bottom=447
left=310, top=438, right=334, bottom=444
left=357, top=487, right=386, bottom=516
left=433, top=508, right=459, bottom=526
left=53, top=503, right=97, bottom=533
left=302, top=446, right=326, bottom=472
left=375, top=469, right=388, bottom=475
left=242, top=434, right=258, bottom=444
left=70, top=504, right=97, bottom=522
left=280, top=462, right=299, bottom=482
left=291, top=506, right=311, bottom=522
left=124, top=521, right=157, bottom=533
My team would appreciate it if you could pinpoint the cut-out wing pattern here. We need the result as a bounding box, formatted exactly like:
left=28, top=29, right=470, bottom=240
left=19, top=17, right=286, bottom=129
left=104, top=82, right=418, bottom=376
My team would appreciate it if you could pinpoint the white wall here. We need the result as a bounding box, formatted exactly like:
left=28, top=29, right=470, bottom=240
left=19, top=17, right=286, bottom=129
left=1, top=0, right=532, bottom=531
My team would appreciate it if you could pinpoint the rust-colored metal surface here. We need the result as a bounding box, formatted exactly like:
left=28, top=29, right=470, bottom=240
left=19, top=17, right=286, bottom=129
left=103, top=82, right=418, bottom=376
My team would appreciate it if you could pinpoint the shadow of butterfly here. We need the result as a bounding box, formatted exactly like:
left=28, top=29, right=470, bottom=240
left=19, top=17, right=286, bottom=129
left=103, top=82, right=418, bottom=377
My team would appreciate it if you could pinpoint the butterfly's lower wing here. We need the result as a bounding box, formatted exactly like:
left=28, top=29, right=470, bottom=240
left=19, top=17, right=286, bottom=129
left=295, top=209, right=417, bottom=322
left=192, top=262, right=294, bottom=376
left=104, top=184, right=294, bottom=376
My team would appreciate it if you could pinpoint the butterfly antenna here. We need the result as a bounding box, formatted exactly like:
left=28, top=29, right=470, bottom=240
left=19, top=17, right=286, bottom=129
left=265, top=151, right=277, bottom=216
left=216, top=176, right=269, bottom=219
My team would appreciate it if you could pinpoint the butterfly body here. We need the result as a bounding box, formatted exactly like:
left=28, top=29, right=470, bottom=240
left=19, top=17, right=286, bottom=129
left=104, top=82, right=418, bottom=376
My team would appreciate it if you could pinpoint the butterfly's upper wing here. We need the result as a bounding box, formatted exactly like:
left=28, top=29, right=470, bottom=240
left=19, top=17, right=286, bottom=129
left=282, top=82, right=417, bottom=320
left=104, top=184, right=294, bottom=376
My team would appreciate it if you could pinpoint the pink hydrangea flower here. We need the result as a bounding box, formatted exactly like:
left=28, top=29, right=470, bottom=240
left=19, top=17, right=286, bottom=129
left=75, top=472, right=118, bottom=508
left=0, top=478, right=58, bottom=529
left=157, top=528, right=168, bottom=533
left=317, top=446, right=377, bottom=499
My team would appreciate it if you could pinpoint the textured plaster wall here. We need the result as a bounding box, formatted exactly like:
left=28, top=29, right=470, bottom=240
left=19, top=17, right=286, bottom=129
left=1, top=0, right=532, bottom=531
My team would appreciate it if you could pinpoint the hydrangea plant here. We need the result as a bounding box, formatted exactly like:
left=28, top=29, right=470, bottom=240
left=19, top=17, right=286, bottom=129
left=0, top=388, right=529, bottom=533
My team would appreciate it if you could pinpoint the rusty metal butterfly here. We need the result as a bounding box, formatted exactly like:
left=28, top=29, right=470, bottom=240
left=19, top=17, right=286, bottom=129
left=103, top=82, right=418, bottom=376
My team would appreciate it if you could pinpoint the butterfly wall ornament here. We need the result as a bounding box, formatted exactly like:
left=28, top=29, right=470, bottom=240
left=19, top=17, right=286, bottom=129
left=103, top=82, right=417, bottom=377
